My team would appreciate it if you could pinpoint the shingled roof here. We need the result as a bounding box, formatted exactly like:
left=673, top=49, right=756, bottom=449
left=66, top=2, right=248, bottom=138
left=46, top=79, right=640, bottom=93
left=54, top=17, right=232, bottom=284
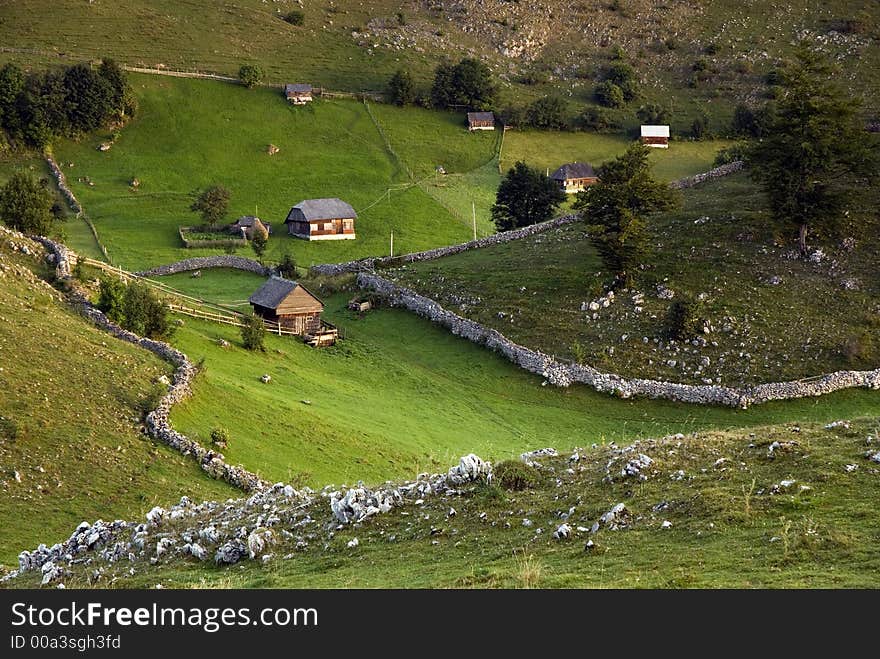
left=248, top=277, right=299, bottom=310
left=550, top=162, right=596, bottom=181
left=285, top=198, right=357, bottom=223
left=285, top=83, right=312, bottom=94
left=467, top=111, right=495, bottom=124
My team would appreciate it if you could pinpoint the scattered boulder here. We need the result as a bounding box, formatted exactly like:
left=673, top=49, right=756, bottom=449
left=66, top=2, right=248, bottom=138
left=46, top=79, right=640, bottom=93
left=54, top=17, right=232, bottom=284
left=214, top=540, right=247, bottom=565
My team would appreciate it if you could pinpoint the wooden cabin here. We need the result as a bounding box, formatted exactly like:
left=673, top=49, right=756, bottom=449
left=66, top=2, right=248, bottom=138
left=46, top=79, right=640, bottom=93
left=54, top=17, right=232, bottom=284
left=285, top=198, right=357, bottom=241
left=230, top=216, right=271, bottom=239
left=248, top=277, right=324, bottom=335
left=467, top=111, right=495, bottom=131
left=550, top=162, right=598, bottom=194
left=640, top=125, right=670, bottom=148
left=285, top=83, right=313, bottom=105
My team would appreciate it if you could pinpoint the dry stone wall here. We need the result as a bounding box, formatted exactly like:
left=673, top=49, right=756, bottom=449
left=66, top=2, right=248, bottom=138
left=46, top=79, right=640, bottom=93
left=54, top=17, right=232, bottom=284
left=358, top=273, right=880, bottom=408
left=669, top=161, right=745, bottom=190
left=36, top=236, right=268, bottom=492
left=45, top=156, right=82, bottom=214
left=135, top=255, right=272, bottom=277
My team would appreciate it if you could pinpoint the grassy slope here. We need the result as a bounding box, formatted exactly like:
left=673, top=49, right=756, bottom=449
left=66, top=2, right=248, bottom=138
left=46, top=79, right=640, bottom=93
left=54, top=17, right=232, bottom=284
left=152, top=268, right=880, bottom=489
left=388, top=171, right=880, bottom=385
left=12, top=417, right=880, bottom=589
left=1, top=1, right=876, bottom=127
left=49, top=74, right=501, bottom=271
left=0, top=240, right=233, bottom=567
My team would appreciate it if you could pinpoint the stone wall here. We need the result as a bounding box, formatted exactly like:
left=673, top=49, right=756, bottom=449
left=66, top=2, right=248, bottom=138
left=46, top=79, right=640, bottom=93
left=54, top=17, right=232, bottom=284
left=669, top=160, right=745, bottom=190
left=37, top=236, right=267, bottom=492
left=45, top=156, right=82, bottom=214
left=358, top=273, right=880, bottom=408
left=135, top=255, right=272, bottom=278
left=311, top=214, right=581, bottom=276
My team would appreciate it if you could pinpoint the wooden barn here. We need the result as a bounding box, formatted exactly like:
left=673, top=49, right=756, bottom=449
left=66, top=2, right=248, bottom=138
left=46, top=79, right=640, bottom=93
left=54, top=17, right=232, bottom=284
left=230, top=216, right=271, bottom=239
left=285, top=83, right=313, bottom=105
left=467, top=111, right=495, bottom=131
left=285, top=198, right=357, bottom=241
left=550, top=162, right=598, bottom=194
left=640, top=125, right=670, bottom=148
left=248, top=277, right=324, bottom=335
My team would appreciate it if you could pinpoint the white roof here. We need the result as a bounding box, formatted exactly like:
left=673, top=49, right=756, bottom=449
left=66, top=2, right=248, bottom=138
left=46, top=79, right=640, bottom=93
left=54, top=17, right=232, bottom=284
left=641, top=125, right=670, bottom=138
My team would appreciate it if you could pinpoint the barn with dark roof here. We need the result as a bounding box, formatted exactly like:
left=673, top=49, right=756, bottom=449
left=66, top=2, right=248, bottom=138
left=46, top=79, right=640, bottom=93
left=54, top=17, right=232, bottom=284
left=285, top=83, right=313, bottom=105
left=284, top=198, right=357, bottom=241
left=550, top=162, right=598, bottom=194
left=248, top=277, right=324, bottom=335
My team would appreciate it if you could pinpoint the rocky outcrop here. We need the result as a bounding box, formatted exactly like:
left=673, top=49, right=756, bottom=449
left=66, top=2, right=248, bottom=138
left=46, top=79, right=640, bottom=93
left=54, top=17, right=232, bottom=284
left=135, top=255, right=272, bottom=278
left=357, top=273, right=880, bottom=408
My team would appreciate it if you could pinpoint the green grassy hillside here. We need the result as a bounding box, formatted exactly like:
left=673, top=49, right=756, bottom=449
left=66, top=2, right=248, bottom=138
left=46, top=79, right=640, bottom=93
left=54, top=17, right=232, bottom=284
left=1, top=0, right=876, bottom=128
left=9, top=417, right=880, bottom=588
left=0, top=236, right=233, bottom=568
left=388, top=172, right=880, bottom=386
left=135, top=269, right=880, bottom=490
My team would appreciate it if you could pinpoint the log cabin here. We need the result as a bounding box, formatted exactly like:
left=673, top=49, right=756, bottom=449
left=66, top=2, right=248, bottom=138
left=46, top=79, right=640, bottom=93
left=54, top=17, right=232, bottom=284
left=248, top=277, right=324, bottom=335
left=640, top=125, right=670, bottom=148
left=550, top=162, right=598, bottom=193
left=285, top=83, right=313, bottom=105
left=467, top=111, right=495, bottom=131
left=284, top=198, right=357, bottom=241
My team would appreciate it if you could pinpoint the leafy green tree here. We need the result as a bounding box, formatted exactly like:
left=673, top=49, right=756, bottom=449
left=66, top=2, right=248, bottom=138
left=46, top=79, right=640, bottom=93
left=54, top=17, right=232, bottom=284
left=97, top=277, right=126, bottom=323
left=492, top=161, right=565, bottom=231
left=748, top=44, right=879, bottom=255
left=240, top=311, right=266, bottom=351
left=431, top=58, right=495, bottom=110
left=190, top=185, right=230, bottom=228
left=691, top=114, right=708, bottom=139
left=525, top=96, right=568, bottom=129
left=604, top=62, right=638, bottom=101
left=594, top=81, right=624, bottom=108
left=573, top=143, right=679, bottom=285
left=119, top=281, right=173, bottom=339
left=0, top=172, right=53, bottom=235
left=238, top=64, right=264, bottom=89
left=277, top=250, right=297, bottom=278
left=580, top=106, right=619, bottom=132
left=63, top=63, right=113, bottom=132
left=636, top=103, right=670, bottom=125
left=387, top=69, right=415, bottom=106
left=0, top=63, right=24, bottom=129
left=98, top=58, right=129, bottom=117
left=251, top=221, right=268, bottom=260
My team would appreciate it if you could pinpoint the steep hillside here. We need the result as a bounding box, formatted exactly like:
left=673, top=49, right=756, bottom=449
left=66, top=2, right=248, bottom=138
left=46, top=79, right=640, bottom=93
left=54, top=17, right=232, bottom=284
left=1, top=1, right=877, bottom=127
left=387, top=172, right=880, bottom=386
left=6, top=417, right=880, bottom=588
left=0, top=231, right=234, bottom=568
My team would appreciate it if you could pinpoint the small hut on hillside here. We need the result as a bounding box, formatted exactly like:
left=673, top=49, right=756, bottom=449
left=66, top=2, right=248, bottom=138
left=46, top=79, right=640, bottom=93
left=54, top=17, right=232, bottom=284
left=285, top=84, right=313, bottom=105
left=285, top=198, right=357, bottom=241
left=550, top=162, right=598, bottom=194
left=640, top=125, right=670, bottom=148
left=467, top=111, right=495, bottom=131
left=248, top=277, right=324, bottom=335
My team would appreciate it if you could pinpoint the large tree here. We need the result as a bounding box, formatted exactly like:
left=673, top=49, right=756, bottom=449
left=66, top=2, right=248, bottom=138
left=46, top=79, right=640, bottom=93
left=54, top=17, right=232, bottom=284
left=387, top=69, right=415, bottom=106
left=431, top=58, right=495, bottom=110
left=0, top=63, right=24, bottom=129
left=492, top=161, right=565, bottom=231
left=573, top=143, right=678, bottom=286
left=63, top=62, right=113, bottom=132
left=190, top=185, right=230, bottom=228
left=0, top=172, right=53, bottom=235
left=748, top=44, right=878, bottom=255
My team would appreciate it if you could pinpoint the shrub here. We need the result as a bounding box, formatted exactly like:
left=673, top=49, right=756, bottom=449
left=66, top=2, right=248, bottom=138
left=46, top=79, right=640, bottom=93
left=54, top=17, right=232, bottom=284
left=495, top=460, right=542, bottom=491
left=691, top=114, right=708, bottom=140
left=842, top=332, right=876, bottom=367
left=595, top=80, right=624, bottom=108
left=604, top=62, right=637, bottom=101
left=0, top=415, right=18, bottom=442
left=386, top=69, right=416, bottom=106
left=636, top=103, right=670, bottom=125
left=277, top=251, right=297, bottom=278
left=136, top=383, right=167, bottom=417
left=283, top=10, right=304, bottom=26
left=525, top=96, right=568, bottom=129
left=693, top=58, right=709, bottom=72
left=238, top=64, right=264, bottom=88
left=579, top=106, right=619, bottom=132
left=498, top=105, right=526, bottom=129
left=665, top=296, right=703, bottom=339
left=241, top=311, right=266, bottom=351
left=97, top=276, right=126, bottom=322
left=211, top=426, right=230, bottom=449
left=0, top=172, right=53, bottom=235
left=713, top=143, right=747, bottom=166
